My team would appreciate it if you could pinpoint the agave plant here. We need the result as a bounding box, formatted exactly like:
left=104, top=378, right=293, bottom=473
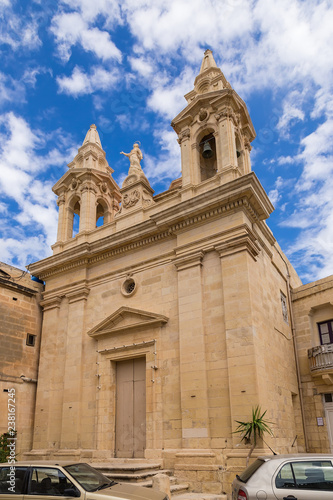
left=233, top=405, right=273, bottom=466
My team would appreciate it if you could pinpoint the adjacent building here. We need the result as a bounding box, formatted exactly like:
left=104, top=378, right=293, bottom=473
left=0, top=262, right=43, bottom=456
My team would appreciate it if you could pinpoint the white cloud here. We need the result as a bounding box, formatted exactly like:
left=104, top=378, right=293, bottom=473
left=0, top=113, right=76, bottom=265
left=277, top=90, right=306, bottom=137
left=129, top=56, right=154, bottom=77
left=296, top=118, right=333, bottom=189
left=144, top=129, right=181, bottom=184
left=58, top=0, right=122, bottom=25
left=51, top=10, right=121, bottom=62
left=0, top=2, right=41, bottom=51
left=123, top=0, right=253, bottom=57
left=0, top=236, right=50, bottom=269
left=0, top=73, right=26, bottom=106
left=147, top=67, right=195, bottom=119
left=57, top=66, right=120, bottom=96
left=0, top=201, right=8, bottom=214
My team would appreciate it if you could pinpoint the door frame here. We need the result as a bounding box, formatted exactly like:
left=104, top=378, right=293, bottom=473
left=95, top=340, right=160, bottom=458
left=323, top=396, right=333, bottom=453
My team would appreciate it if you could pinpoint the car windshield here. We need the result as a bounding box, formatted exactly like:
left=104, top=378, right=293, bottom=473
left=64, top=463, right=115, bottom=492
left=237, top=459, right=265, bottom=483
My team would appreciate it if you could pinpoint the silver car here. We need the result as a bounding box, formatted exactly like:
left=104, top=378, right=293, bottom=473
left=0, top=462, right=167, bottom=500
left=232, top=453, right=333, bottom=500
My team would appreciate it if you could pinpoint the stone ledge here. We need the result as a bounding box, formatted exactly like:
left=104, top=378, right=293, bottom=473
left=175, top=465, right=220, bottom=471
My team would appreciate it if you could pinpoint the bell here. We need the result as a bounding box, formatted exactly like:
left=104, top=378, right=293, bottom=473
left=202, top=141, right=214, bottom=159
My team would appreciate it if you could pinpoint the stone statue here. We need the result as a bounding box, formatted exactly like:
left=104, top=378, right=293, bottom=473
left=120, top=143, right=143, bottom=173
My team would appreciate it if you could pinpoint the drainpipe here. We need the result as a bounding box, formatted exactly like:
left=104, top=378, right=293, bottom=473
left=275, top=246, right=309, bottom=452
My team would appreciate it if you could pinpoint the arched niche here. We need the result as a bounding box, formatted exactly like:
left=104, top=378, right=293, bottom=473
left=198, top=130, right=217, bottom=182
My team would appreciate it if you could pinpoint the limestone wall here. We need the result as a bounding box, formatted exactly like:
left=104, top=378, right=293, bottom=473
left=0, top=262, right=43, bottom=456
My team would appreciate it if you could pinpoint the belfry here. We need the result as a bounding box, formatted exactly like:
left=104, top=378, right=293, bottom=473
left=172, top=49, right=254, bottom=190
left=26, top=50, right=315, bottom=496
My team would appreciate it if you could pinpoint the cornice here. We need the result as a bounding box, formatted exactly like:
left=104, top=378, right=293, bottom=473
left=0, top=277, right=39, bottom=296
left=39, top=296, right=62, bottom=311
left=151, top=172, right=273, bottom=229
left=28, top=173, right=273, bottom=280
left=215, top=229, right=261, bottom=261
left=66, top=286, right=90, bottom=304
left=173, top=250, right=204, bottom=271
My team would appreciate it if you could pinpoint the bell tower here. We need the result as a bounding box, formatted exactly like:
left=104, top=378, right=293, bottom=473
left=171, top=50, right=255, bottom=194
left=52, top=124, right=121, bottom=253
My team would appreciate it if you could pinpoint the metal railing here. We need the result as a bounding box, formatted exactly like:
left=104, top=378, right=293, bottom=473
left=308, top=344, right=333, bottom=372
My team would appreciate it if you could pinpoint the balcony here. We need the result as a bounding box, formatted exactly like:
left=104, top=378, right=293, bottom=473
left=308, top=344, right=333, bottom=384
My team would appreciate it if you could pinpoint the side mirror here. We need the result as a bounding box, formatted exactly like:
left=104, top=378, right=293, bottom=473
left=63, top=488, right=80, bottom=497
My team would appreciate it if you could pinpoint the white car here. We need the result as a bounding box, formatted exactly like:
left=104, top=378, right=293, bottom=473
left=0, top=462, right=167, bottom=500
left=232, top=454, right=333, bottom=500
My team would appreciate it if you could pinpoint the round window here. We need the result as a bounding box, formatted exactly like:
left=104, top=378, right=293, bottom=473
left=121, top=278, right=136, bottom=297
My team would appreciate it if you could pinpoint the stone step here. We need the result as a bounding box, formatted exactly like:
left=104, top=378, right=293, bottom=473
left=170, top=483, right=190, bottom=496
left=171, top=494, right=227, bottom=500
left=92, top=462, right=163, bottom=474
left=138, top=476, right=178, bottom=488
left=102, top=469, right=173, bottom=483
left=90, top=461, right=189, bottom=497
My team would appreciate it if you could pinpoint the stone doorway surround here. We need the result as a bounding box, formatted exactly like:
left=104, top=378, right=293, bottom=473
left=88, top=306, right=168, bottom=460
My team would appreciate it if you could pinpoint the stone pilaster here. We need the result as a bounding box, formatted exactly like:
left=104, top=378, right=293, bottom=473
left=215, top=241, right=259, bottom=446
left=32, top=296, right=62, bottom=450
left=215, top=109, right=239, bottom=182
left=174, top=251, right=210, bottom=448
left=177, top=128, right=192, bottom=188
left=60, top=287, right=89, bottom=449
left=79, top=183, right=97, bottom=232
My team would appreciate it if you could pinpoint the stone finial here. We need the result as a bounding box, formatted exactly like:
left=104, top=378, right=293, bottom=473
left=82, top=124, right=102, bottom=148
left=184, top=50, right=230, bottom=103
left=199, top=49, right=218, bottom=74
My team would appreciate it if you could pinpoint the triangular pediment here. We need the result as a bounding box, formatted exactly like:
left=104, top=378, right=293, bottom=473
left=87, top=306, right=168, bottom=338
left=52, top=168, right=118, bottom=195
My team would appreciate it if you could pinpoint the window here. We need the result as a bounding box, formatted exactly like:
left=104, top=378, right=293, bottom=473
left=324, top=393, right=333, bottom=403
left=0, top=467, right=28, bottom=494
left=276, top=461, right=333, bottom=491
left=280, top=292, right=288, bottom=323
left=237, top=459, right=265, bottom=483
left=26, top=333, right=36, bottom=347
left=29, top=467, right=79, bottom=496
left=318, top=321, right=333, bottom=345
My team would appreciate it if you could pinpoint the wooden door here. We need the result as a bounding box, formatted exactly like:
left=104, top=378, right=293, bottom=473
left=115, top=357, right=146, bottom=458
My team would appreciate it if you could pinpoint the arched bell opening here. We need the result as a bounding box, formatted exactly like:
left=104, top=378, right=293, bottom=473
left=72, top=200, right=81, bottom=237
left=66, top=195, right=81, bottom=239
left=96, top=198, right=111, bottom=227
left=235, top=135, right=244, bottom=174
left=199, top=132, right=217, bottom=182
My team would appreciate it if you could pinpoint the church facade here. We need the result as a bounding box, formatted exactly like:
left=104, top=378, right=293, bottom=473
left=18, top=50, right=333, bottom=493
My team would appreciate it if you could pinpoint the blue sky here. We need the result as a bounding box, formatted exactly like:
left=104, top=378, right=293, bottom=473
left=0, top=0, right=332, bottom=284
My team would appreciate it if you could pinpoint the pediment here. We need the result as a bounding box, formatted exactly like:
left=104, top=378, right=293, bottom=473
left=87, top=306, right=168, bottom=338
left=53, top=169, right=108, bottom=193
